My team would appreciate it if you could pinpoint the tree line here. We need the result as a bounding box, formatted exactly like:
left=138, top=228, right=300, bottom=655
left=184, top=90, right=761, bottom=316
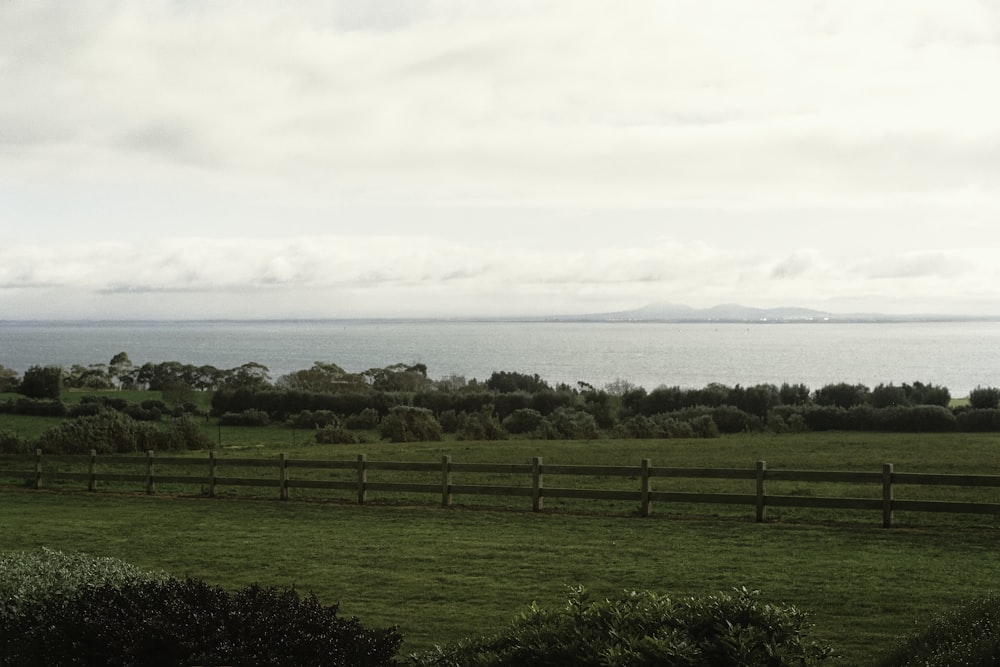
left=5, top=355, right=1000, bottom=446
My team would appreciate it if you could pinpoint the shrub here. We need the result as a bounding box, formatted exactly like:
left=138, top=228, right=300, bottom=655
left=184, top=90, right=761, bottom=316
left=874, top=594, right=1000, bottom=667
left=501, top=408, right=545, bottom=435
left=219, top=409, right=271, bottom=427
left=0, top=397, right=67, bottom=417
left=1, top=576, right=402, bottom=667
left=379, top=406, right=443, bottom=443
left=140, top=416, right=214, bottom=451
left=17, top=365, right=62, bottom=400
left=0, top=548, right=168, bottom=624
left=408, top=586, right=831, bottom=667
left=969, top=386, right=1000, bottom=410
left=344, top=407, right=381, bottom=430
left=956, top=408, right=1000, bottom=432
left=814, top=382, right=871, bottom=409
left=540, top=407, right=600, bottom=440
left=612, top=414, right=695, bottom=439
left=0, top=429, right=30, bottom=454
left=456, top=408, right=508, bottom=441
left=287, top=410, right=342, bottom=430
left=35, top=410, right=142, bottom=454
left=315, top=425, right=366, bottom=444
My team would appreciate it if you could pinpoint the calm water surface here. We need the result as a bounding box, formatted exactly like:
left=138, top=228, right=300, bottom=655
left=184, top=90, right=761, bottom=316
left=1, top=320, right=999, bottom=396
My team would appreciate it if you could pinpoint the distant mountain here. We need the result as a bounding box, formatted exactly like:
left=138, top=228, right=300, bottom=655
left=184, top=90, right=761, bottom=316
left=597, top=302, right=835, bottom=322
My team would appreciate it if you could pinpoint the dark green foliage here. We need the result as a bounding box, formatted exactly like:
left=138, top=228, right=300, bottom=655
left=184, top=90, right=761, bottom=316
left=455, top=408, right=507, bottom=441
left=287, top=410, right=343, bottom=430
left=501, top=408, right=545, bottom=435
left=875, top=594, right=1000, bottom=667
left=315, top=425, right=366, bottom=444
left=0, top=397, right=67, bottom=417
left=36, top=410, right=142, bottom=454
left=871, top=383, right=909, bottom=408
left=219, top=409, right=271, bottom=427
left=538, top=407, right=600, bottom=440
left=408, top=586, right=831, bottom=667
left=0, top=429, right=30, bottom=454
left=612, top=414, right=695, bottom=439
left=779, top=382, right=811, bottom=405
left=814, top=382, right=871, bottom=409
left=0, top=364, right=19, bottom=393
left=956, top=409, right=1000, bottom=432
left=35, top=412, right=210, bottom=454
left=485, top=370, right=551, bottom=393
left=969, top=386, right=1000, bottom=410
left=17, top=365, right=63, bottom=400
left=1, top=577, right=402, bottom=667
left=345, top=408, right=381, bottom=430
left=380, top=406, right=443, bottom=442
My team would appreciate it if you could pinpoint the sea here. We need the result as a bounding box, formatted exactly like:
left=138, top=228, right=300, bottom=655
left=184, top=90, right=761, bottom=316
left=1, top=319, right=999, bottom=397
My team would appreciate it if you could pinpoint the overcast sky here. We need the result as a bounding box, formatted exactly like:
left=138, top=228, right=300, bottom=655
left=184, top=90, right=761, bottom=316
left=2, top=0, right=1000, bottom=319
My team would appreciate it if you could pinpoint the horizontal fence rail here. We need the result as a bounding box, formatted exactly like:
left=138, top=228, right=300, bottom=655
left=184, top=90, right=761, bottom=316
left=2, top=451, right=1000, bottom=527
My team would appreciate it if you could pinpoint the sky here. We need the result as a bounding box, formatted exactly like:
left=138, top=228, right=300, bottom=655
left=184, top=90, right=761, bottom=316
left=2, top=0, right=1000, bottom=320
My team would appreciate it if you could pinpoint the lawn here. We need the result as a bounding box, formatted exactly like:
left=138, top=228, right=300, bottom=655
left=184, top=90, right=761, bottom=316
left=3, top=429, right=1000, bottom=664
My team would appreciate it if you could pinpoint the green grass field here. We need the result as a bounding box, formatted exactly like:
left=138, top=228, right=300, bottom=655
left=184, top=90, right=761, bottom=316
left=3, top=424, right=1000, bottom=664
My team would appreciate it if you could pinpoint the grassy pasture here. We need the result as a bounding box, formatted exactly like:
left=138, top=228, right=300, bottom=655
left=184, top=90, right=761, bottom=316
left=2, top=429, right=1000, bottom=663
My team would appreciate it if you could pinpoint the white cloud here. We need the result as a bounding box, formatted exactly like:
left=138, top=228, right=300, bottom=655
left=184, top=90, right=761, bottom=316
left=2, top=1, right=1000, bottom=318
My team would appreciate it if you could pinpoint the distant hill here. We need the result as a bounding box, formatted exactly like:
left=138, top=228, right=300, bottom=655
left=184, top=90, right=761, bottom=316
left=596, top=302, right=835, bottom=322
left=538, top=302, right=991, bottom=323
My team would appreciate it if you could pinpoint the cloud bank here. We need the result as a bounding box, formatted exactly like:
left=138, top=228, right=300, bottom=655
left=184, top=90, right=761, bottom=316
left=2, top=1, right=1000, bottom=318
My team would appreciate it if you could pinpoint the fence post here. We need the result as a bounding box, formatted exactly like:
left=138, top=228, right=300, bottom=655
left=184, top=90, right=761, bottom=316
left=145, top=450, right=155, bottom=495
left=532, top=457, right=543, bottom=512
left=88, top=449, right=97, bottom=492
left=279, top=453, right=288, bottom=501
left=208, top=450, right=217, bottom=497
left=882, top=463, right=894, bottom=528
left=442, top=455, right=452, bottom=507
left=357, top=454, right=367, bottom=505
left=34, top=448, right=42, bottom=490
left=756, top=460, right=766, bottom=523
left=640, top=459, right=652, bottom=517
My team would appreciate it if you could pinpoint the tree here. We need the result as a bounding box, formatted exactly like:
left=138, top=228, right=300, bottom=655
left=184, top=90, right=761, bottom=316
left=277, top=362, right=366, bottom=393
left=969, top=386, right=1000, bottom=410
left=109, top=351, right=136, bottom=389
left=0, top=365, right=19, bottom=393
left=18, top=365, right=62, bottom=400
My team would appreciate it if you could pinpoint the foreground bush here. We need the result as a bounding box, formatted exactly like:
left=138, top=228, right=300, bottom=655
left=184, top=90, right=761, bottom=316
left=34, top=412, right=211, bottom=453
left=0, top=548, right=167, bottom=623
left=875, top=594, right=1000, bottom=667
left=1, top=565, right=402, bottom=667
left=408, top=587, right=832, bottom=667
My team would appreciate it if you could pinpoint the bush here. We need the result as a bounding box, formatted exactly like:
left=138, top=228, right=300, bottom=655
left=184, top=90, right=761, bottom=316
left=957, top=408, right=1000, bottom=432
left=1, top=575, right=402, bottom=667
left=344, top=407, right=381, bottom=430
left=287, top=410, right=342, bottom=430
left=219, top=409, right=271, bottom=427
left=540, top=407, right=600, bottom=440
left=0, top=398, right=67, bottom=417
left=969, top=386, right=1000, bottom=410
left=0, top=429, right=30, bottom=454
left=35, top=410, right=142, bottom=454
left=0, top=548, right=167, bottom=624
left=456, top=408, right=507, bottom=441
left=874, top=594, right=1000, bottom=667
left=408, top=586, right=831, bottom=667
left=612, top=414, right=695, bottom=439
left=315, top=425, right=366, bottom=444
left=17, top=365, right=62, bottom=400
left=501, top=408, right=545, bottom=435
left=140, top=416, right=214, bottom=451
left=379, top=406, right=443, bottom=443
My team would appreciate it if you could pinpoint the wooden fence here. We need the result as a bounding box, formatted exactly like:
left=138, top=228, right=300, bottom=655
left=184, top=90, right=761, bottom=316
left=4, top=450, right=1000, bottom=528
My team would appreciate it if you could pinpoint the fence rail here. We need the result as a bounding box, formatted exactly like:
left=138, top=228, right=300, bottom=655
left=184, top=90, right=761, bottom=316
left=2, top=450, right=1000, bottom=527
